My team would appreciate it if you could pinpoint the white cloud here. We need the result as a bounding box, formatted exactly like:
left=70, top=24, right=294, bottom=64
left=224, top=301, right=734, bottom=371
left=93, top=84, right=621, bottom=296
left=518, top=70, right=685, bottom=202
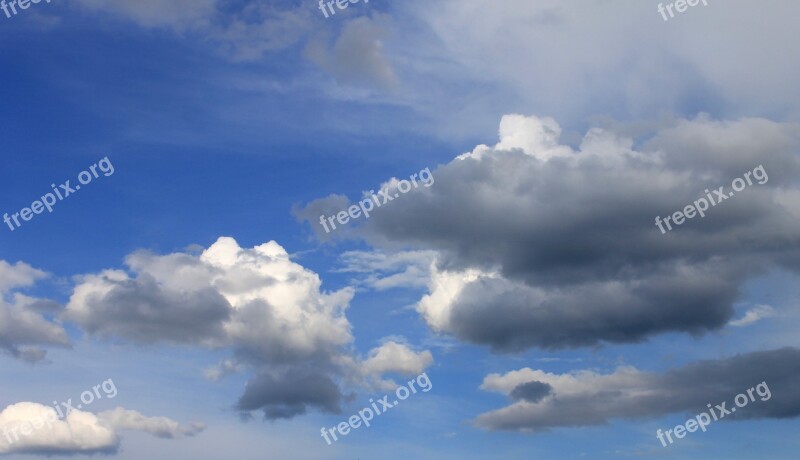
left=0, top=403, right=116, bottom=454
left=417, top=263, right=496, bottom=332
left=0, top=403, right=200, bottom=455
left=459, top=114, right=573, bottom=161
left=65, top=237, right=355, bottom=358
left=0, top=261, right=46, bottom=293
left=98, top=408, right=205, bottom=438
left=730, top=304, right=776, bottom=327
left=64, top=237, right=432, bottom=419
left=361, top=341, right=433, bottom=389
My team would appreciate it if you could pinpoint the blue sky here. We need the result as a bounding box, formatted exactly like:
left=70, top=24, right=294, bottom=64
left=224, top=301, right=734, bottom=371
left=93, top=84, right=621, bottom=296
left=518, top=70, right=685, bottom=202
left=1, top=1, right=800, bottom=459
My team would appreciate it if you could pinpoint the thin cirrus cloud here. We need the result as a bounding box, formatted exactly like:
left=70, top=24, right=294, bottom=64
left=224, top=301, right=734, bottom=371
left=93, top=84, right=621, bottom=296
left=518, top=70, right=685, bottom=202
left=69, top=0, right=314, bottom=61
left=62, top=237, right=433, bottom=420
left=298, top=113, right=800, bottom=352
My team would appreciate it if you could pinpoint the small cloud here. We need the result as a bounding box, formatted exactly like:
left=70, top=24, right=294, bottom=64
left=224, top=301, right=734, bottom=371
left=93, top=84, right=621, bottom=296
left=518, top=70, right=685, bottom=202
left=730, top=304, right=776, bottom=327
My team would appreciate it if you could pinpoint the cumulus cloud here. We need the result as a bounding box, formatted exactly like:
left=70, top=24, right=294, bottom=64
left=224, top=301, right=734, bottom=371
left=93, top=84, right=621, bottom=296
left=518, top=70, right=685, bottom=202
left=360, top=341, right=433, bottom=390
left=298, top=114, right=800, bottom=352
left=0, top=403, right=116, bottom=455
left=64, top=237, right=432, bottom=420
left=0, top=261, right=69, bottom=363
left=474, top=347, right=800, bottom=432
left=0, top=403, right=199, bottom=455
left=236, top=369, right=344, bottom=420
left=362, top=341, right=433, bottom=376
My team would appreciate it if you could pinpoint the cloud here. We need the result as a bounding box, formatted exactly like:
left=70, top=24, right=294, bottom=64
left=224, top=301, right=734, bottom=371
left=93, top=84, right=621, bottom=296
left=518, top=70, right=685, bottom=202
left=65, top=237, right=432, bottom=420
left=298, top=114, right=800, bottom=352
left=98, top=408, right=205, bottom=438
left=730, top=304, right=777, bottom=327
left=474, top=347, right=800, bottom=432
left=236, top=369, right=344, bottom=420
left=362, top=341, right=433, bottom=376
left=509, top=381, right=552, bottom=403
left=360, top=341, right=434, bottom=390
left=71, top=0, right=218, bottom=29
left=335, top=250, right=437, bottom=290
left=204, top=358, right=244, bottom=382
left=375, top=0, right=800, bottom=138
left=0, top=403, right=199, bottom=455
left=416, top=259, right=740, bottom=352
left=70, top=0, right=313, bottom=61
left=66, top=268, right=232, bottom=346
left=0, top=403, right=117, bottom=455
left=0, top=261, right=69, bottom=363
left=305, top=15, right=398, bottom=89
left=0, top=261, right=46, bottom=293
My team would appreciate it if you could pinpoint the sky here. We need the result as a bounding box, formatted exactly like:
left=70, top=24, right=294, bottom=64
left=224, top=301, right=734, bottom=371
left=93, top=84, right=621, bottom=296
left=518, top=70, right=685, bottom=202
left=1, top=0, right=800, bottom=458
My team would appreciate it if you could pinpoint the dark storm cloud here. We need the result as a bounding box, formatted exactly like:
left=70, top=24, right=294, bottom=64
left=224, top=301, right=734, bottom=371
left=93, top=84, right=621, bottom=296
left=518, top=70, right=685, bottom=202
left=298, top=114, right=800, bottom=351
left=237, top=369, right=343, bottom=420
left=476, top=347, right=800, bottom=431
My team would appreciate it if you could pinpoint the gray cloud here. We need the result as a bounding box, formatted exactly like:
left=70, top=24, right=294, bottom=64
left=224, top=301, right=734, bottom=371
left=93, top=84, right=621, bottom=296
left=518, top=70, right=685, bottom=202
left=475, top=347, right=800, bottom=432
left=0, top=261, right=70, bottom=363
left=66, top=273, right=231, bottom=345
left=305, top=15, right=398, bottom=89
left=509, top=381, right=552, bottom=403
left=298, top=114, right=800, bottom=351
left=237, top=368, right=343, bottom=420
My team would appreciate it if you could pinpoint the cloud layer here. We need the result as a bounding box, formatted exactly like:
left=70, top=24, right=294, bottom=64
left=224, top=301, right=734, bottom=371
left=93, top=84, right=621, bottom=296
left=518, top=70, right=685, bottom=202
left=475, top=347, right=800, bottom=432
